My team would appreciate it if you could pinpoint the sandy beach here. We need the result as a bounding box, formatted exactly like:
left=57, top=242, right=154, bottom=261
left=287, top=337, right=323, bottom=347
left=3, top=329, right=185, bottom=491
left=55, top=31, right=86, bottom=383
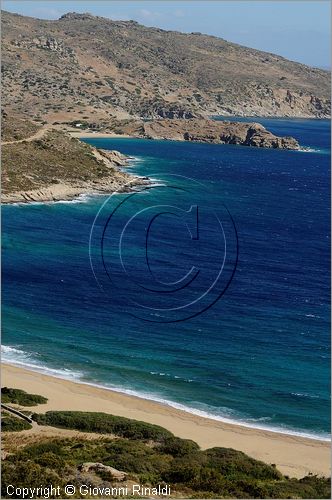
left=2, top=364, right=330, bottom=479
left=68, top=130, right=134, bottom=139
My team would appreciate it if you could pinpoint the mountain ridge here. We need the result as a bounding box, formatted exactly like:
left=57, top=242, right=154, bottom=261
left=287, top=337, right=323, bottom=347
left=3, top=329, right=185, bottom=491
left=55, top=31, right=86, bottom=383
left=2, top=9, right=330, bottom=123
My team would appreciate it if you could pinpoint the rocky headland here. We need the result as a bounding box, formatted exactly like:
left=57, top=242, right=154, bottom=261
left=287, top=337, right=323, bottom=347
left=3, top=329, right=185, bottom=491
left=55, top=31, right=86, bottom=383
left=69, top=117, right=300, bottom=150
left=2, top=112, right=300, bottom=206
left=1, top=117, right=149, bottom=204
left=140, top=119, right=300, bottom=149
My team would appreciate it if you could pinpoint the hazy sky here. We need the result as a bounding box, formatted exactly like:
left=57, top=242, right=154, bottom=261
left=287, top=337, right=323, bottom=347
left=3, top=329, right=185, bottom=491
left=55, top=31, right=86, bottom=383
left=3, top=1, right=331, bottom=68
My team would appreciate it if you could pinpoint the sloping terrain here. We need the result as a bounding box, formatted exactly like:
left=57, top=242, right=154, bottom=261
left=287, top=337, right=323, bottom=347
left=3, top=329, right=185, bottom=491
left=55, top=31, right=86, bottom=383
left=1, top=115, right=142, bottom=203
left=2, top=10, right=330, bottom=122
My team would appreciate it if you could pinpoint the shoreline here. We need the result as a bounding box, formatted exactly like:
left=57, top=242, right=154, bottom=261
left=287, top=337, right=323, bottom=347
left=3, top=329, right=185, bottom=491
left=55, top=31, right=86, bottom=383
left=1, top=176, right=149, bottom=205
left=2, top=359, right=329, bottom=442
left=2, top=363, right=330, bottom=479
left=1, top=147, right=150, bottom=205
left=69, top=130, right=135, bottom=139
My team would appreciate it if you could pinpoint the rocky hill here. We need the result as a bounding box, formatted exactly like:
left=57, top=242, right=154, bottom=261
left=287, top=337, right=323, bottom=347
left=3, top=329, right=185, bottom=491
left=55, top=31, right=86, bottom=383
left=126, top=118, right=300, bottom=149
left=2, top=115, right=146, bottom=203
left=2, top=10, right=330, bottom=123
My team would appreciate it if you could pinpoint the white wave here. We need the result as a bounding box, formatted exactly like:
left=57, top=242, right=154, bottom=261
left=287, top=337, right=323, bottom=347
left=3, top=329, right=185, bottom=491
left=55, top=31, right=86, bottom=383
left=297, top=147, right=321, bottom=153
left=2, top=345, right=330, bottom=442
left=51, top=194, right=92, bottom=205
left=149, top=371, right=194, bottom=382
left=10, top=201, right=45, bottom=207
left=89, top=382, right=330, bottom=441
left=8, top=193, right=92, bottom=207
left=127, top=156, right=144, bottom=164
left=1, top=345, right=83, bottom=380
left=291, top=392, right=320, bottom=399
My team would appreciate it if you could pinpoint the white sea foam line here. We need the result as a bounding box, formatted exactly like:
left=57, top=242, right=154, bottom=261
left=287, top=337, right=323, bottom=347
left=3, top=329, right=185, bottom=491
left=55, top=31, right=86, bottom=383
left=2, top=346, right=83, bottom=380
left=51, top=193, right=92, bottom=205
left=7, top=155, right=149, bottom=207
left=2, top=346, right=330, bottom=442
left=127, top=156, right=144, bottom=163
left=297, top=147, right=322, bottom=153
left=8, top=193, right=92, bottom=207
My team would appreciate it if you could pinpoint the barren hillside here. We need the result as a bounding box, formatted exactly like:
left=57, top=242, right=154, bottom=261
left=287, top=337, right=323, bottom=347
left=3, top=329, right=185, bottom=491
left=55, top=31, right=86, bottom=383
left=2, top=10, right=330, bottom=122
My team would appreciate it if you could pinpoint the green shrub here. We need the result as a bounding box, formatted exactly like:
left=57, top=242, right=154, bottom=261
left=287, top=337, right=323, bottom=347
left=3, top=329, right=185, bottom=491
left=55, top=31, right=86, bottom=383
left=204, top=447, right=282, bottom=480
left=158, top=436, right=200, bottom=457
left=1, top=414, right=32, bottom=432
left=267, top=476, right=332, bottom=499
left=102, top=439, right=172, bottom=475
left=2, top=387, right=47, bottom=406
left=163, top=459, right=201, bottom=484
left=2, top=462, right=62, bottom=498
left=190, top=466, right=230, bottom=494
left=1, top=435, right=330, bottom=499
left=34, top=452, right=66, bottom=473
left=32, top=411, right=173, bottom=442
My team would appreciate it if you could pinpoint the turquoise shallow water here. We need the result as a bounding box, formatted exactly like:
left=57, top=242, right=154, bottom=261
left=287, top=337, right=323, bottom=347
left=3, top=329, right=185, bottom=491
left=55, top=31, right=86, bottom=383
left=2, top=118, right=330, bottom=439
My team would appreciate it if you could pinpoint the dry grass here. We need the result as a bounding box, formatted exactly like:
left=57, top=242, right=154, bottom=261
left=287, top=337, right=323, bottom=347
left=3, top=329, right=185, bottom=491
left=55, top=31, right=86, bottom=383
left=2, top=127, right=118, bottom=193
left=2, top=10, right=330, bottom=121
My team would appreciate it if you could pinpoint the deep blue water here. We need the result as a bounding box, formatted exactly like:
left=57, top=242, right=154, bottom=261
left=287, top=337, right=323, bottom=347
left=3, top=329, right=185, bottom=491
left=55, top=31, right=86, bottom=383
left=2, top=118, right=330, bottom=439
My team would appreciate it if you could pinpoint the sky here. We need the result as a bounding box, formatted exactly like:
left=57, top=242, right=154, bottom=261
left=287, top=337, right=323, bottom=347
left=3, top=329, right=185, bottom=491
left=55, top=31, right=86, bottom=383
left=2, top=1, right=331, bottom=68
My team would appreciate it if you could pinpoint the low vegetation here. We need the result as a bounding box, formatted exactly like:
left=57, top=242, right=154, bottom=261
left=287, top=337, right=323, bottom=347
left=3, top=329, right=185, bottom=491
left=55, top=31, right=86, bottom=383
left=2, top=430, right=330, bottom=498
left=2, top=11, right=330, bottom=120
left=1, top=387, right=48, bottom=406
left=1, top=111, right=41, bottom=142
left=1, top=413, right=32, bottom=432
left=33, top=411, right=173, bottom=442
left=1, top=397, right=330, bottom=499
left=1, top=410, right=320, bottom=498
left=2, top=128, right=112, bottom=194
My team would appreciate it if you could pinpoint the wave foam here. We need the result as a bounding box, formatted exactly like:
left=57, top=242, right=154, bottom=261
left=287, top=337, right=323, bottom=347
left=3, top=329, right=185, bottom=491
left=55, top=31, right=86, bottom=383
left=2, top=345, right=83, bottom=380
left=51, top=194, right=92, bottom=205
left=2, top=344, right=330, bottom=442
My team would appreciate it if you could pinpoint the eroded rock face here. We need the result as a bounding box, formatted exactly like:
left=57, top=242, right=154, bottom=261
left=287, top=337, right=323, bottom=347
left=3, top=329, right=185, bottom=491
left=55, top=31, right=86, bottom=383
left=99, top=149, right=129, bottom=166
left=243, top=124, right=299, bottom=149
left=78, top=463, right=127, bottom=481
left=12, top=36, right=76, bottom=60
left=155, top=108, right=196, bottom=119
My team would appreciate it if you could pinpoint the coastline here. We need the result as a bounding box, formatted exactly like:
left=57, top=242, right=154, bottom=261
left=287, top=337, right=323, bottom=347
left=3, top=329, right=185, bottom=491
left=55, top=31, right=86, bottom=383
left=68, top=131, right=135, bottom=139
left=1, top=145, right=150, bottom=205
left=2, top=363, right=330, bottom=479
left=1, top=175, right=149, bottom=205
left=68, top=123, right=301, bottom=151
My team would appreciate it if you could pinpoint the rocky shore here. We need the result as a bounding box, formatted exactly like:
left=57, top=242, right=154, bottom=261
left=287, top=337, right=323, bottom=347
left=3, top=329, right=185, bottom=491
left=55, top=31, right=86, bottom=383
left=70, top=118, right=300, bottom=150
left=2, top=115, right=299, bottom=205
left=141, top=119, right=300, bottom=149
left=1, top=122, right=150, bottom=204
left=1, top=173, right=149, bottom=205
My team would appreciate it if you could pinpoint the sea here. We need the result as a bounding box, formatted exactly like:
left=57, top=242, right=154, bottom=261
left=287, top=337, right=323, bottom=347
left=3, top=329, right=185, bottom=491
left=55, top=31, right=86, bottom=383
left=2, top=118, right=330, bottom=440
